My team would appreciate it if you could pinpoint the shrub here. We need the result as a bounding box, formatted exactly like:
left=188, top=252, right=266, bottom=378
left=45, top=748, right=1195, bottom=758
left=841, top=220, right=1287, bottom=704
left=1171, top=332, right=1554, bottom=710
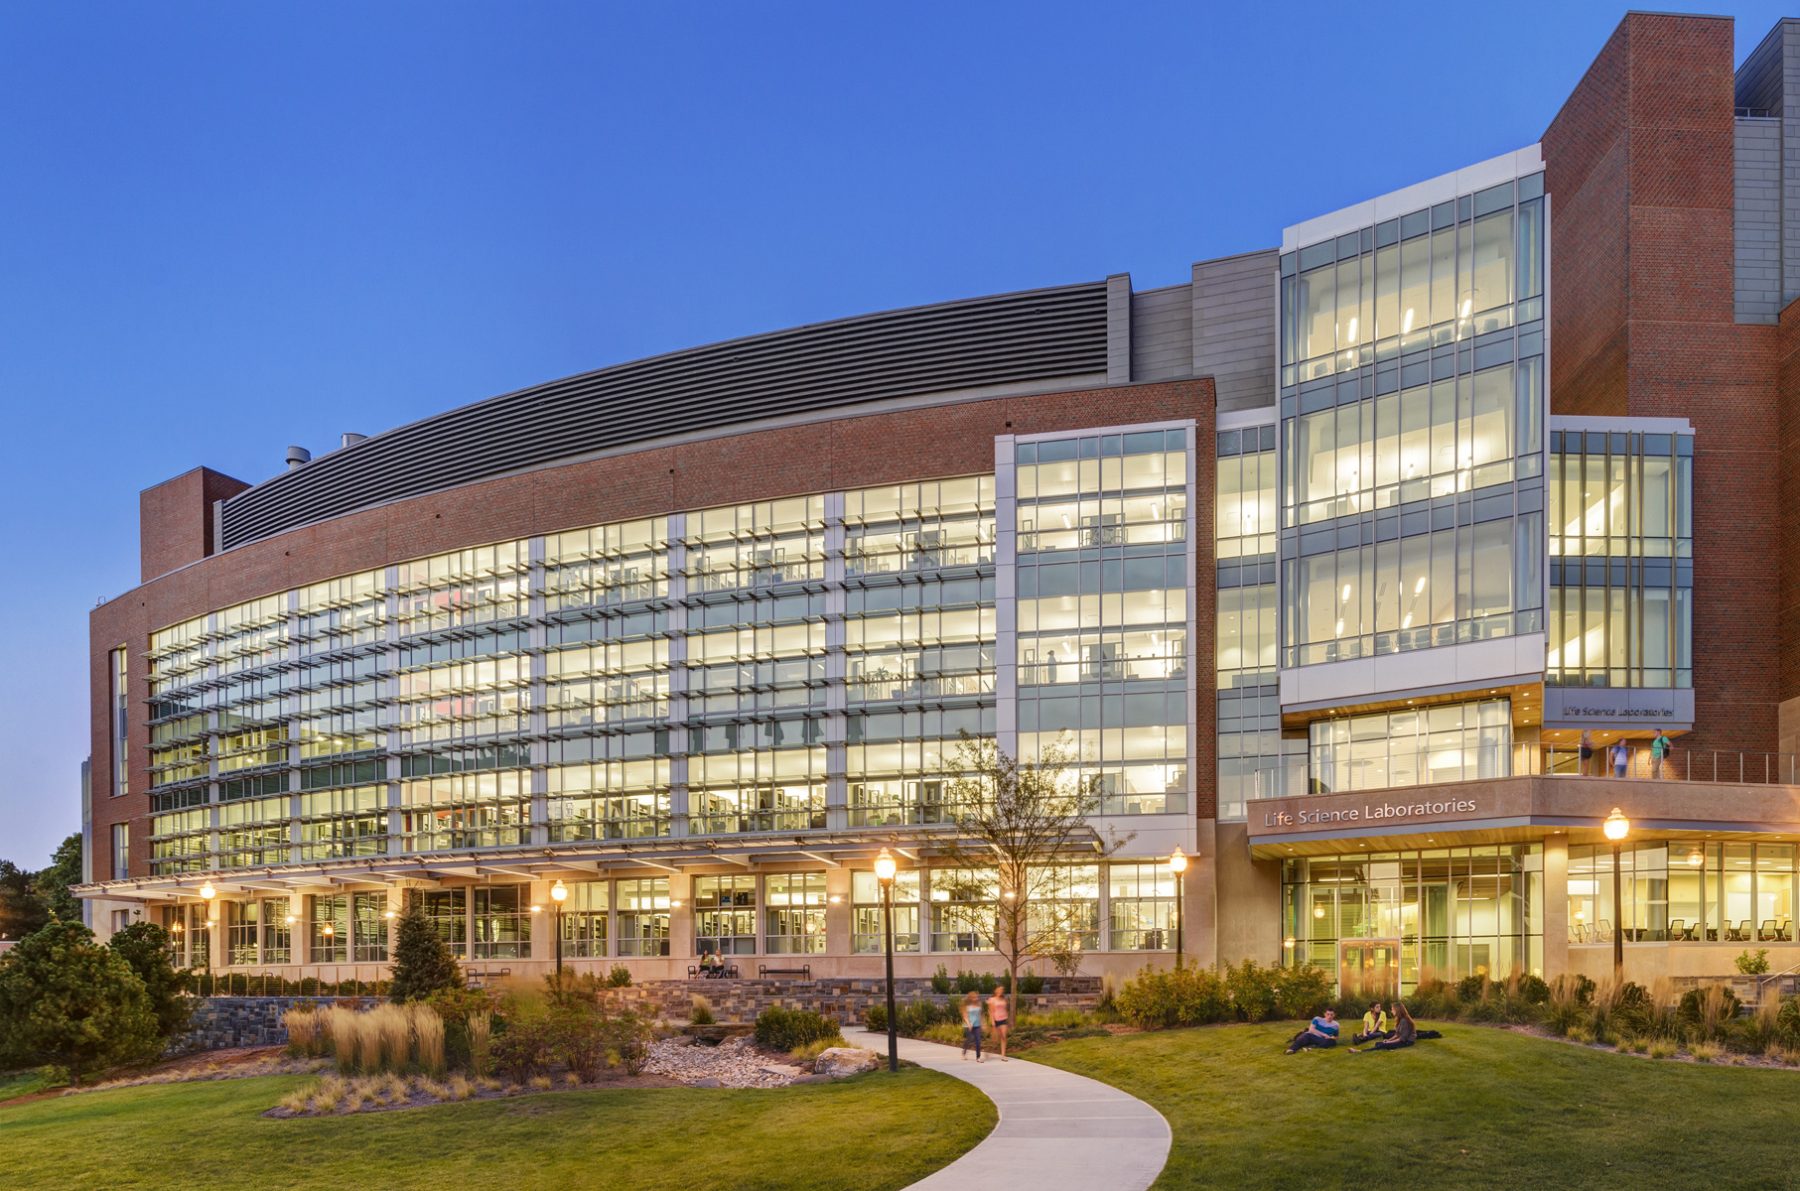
left=1510, top=972, right=1551, bottom=1006
left=1678, top=984, right=1741, bottom=1040
left=1457, top=974, right=1490, bottom=1003
left=0, top=921, right=161, bottom=1084
left=1593, top=980, right=1655, bottom=1040
left=491, top=1018, right=555, bottom=1080
left=1410, top=977, right=1461, bottom=1022
left=1690, top=1041, right=1721, bottom=1063
left=690, top=995, right=715, bottom=1026
left=1115, top=965, right=1230, bottom=1029
left=1648, top=1038, right=1678, bottom=1059
left=606, top=965, right=633, bottom=988
left=1271, top=965, right=1332, bottom=1020
left=864, top=999, right=955, bottom=1037
left=1225, top=960, right=1277, bottom=1022
left=283, top=1008, right=323, bottom=1057
left=1736, top=948, right=1771, bottom=975
left=605, top=1012, right=653, bottom=1074
left=930, top=964, right=953, bottom=994
left=1018, top=971, right=1046, bottom=995
left=106, top=923, right=193, bottom=1041
left=754, top=1006, right=842, bottom=1052
left=550, top=1008, right=610, bottom=1082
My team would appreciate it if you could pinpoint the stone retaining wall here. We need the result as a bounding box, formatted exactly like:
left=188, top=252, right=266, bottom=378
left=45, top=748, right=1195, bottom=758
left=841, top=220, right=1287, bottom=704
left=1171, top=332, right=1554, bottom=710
left=180, top=978, right=1100, bottom=1051
left=182, top=995, right=382, bottom=1052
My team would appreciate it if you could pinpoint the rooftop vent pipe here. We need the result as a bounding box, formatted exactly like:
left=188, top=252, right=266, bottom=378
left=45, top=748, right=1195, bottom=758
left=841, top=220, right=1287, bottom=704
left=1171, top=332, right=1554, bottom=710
left=340, top=432, right=367, bottom=449
left=285, top=445, right=311, bottom=471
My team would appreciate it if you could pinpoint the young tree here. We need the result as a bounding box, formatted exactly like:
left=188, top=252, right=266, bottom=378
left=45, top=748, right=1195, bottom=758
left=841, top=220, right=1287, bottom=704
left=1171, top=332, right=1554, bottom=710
left=935, top=734, right=1122, bottom=1024
left=35, top=832, right=84, bottom=925
left=109, top=922, right=193, bottom=1040
left=0, top=921, right=160, bottom=1084
left=389, top=894, right=465, bottom=1002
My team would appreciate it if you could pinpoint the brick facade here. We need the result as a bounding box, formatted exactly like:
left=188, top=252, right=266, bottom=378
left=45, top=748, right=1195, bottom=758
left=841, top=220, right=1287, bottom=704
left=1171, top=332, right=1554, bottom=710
left=1545, top=11, right=1784, bottom=761
left=89, top=379, right=1217, bottom=884
left=139, top=466, right=249, bottom=584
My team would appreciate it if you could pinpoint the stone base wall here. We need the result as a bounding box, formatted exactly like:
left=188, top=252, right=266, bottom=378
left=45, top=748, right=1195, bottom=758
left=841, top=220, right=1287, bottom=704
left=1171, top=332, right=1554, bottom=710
left=179, top=978, right=1101, bottom=1051
left=181, top=996, right=382, bottom=1052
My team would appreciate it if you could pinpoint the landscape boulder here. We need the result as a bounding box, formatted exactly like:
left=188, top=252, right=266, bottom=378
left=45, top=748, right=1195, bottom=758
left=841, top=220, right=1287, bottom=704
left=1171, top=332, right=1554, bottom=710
left=811, top=1047, right=880, bottom=1078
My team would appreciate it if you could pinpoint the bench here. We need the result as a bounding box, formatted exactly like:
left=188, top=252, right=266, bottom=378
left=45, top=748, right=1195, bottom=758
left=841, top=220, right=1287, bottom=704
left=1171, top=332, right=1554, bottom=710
left=466, top=967, right=512, bottom=990
left=687, top=963, right=740, bottom=980
left=758, top=964, right=811, bottom=979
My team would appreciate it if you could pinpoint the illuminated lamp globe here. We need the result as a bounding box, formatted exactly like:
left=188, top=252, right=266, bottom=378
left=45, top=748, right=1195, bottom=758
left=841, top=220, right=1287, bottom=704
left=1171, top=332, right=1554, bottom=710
left=551, top=878, right=568, bottom=904
left=1169, top=847, right=1188, bottom=875
left=1603, top=808, right=1630, bottom=843
left=199, top=881, right=216, bottom=901
left=874, top=848, right=898, bottom=884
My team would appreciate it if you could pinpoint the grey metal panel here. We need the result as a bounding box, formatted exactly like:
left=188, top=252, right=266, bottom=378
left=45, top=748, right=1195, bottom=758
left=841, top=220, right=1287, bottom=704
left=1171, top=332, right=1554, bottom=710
left=1192, top=249, right=1278, bottom=413
left=1736, top=19, right=1790, bottom=114
left=1736, top=117, right=1782, bottom=324
left=1129, top=285, right=1193, bottom=382
left=1106, top=274, right=1133, bottom=384
left=220, top=281, right=1108, bottom=549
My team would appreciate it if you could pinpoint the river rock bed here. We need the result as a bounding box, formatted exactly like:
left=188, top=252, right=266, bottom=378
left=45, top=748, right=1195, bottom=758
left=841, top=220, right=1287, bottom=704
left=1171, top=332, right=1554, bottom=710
left=643, top=1035, right=808, bottom=1088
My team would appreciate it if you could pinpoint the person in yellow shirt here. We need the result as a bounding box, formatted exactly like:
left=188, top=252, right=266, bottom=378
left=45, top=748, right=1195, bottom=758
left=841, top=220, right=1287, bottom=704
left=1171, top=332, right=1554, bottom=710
left=1354, top=1002, right=1391, bottom=1044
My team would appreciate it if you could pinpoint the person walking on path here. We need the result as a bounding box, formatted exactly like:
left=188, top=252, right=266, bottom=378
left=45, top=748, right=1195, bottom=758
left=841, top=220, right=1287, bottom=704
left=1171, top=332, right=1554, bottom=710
left=1611, top=739, right=1630, bottom=778
left=960, top=990, right=985, bottom=1062
left=1651, top=729, right=1672, bottom=779
left=986, top=984, right=1012, bottom=1061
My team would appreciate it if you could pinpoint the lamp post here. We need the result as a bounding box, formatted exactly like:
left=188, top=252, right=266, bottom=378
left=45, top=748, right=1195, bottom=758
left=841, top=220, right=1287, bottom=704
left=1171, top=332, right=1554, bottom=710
left=1603, top=807, right=1630, bottom=978
left=1169, top=848, right=1189, bottom=970
left=551, top=878, right=568, bottom=978
left=874, top=848, right=899, bottom=1073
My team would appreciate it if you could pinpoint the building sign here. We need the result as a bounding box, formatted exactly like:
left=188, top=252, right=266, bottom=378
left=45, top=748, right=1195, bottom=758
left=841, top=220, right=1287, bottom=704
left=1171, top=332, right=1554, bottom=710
left=1542, top=687, right=1694, bottom=730
left=1261, top=797, right=1478, bottom=829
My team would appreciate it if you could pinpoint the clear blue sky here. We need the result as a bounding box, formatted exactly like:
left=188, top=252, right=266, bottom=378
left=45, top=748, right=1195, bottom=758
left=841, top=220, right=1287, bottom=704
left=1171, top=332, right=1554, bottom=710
left=0, top=2, right=1786, bottom=869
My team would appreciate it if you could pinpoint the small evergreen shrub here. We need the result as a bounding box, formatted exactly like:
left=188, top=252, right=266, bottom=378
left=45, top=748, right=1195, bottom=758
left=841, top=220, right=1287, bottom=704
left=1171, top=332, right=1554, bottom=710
left=491, top=1018, right=555, bottom=1080
left=389, top=897, right=465, bottom=1003
left=606, top=965, right=633, bottom=988
left=1018, top=972, right=1046, bottom=995
left=754, top=1006, right=841, bottom=1052
left=929, top=964, right=953, bottom=994
left=1225, top=960, right=1277, bottom=1022
left=1271, top=965, right=1332, bottom=1020
left=1736, top=948, right=1771, bottom=975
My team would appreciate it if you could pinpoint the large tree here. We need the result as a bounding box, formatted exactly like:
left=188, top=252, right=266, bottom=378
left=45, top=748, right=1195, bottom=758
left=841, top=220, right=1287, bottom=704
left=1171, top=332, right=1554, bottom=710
left=109, top=922, right=193, bottom=1040
left=0, top=859, right=49, bottom=941
left=0, top=921, right=160, bottom=1084
left=935, top=734, right=1121, bottom=1021
left=35, top=832, right=84, bottom=925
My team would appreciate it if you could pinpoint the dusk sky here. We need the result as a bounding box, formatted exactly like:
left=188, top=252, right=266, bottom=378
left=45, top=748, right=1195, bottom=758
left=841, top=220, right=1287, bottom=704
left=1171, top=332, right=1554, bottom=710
left=0, top=1, right=1786, bottom=869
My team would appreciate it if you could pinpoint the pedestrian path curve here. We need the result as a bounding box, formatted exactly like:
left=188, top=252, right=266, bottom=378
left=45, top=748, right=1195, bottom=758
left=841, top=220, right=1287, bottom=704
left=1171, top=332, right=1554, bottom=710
left=851, top=1028, right=1170, bottom=1191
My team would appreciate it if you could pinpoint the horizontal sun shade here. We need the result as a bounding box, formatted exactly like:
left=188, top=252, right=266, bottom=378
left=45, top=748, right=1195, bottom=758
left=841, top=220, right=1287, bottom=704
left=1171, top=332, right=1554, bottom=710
left=219, top=282, right=1109, bottom=549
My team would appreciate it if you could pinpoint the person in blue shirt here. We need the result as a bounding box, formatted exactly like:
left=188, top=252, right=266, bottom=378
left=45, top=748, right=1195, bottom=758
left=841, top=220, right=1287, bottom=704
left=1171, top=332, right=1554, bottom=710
left=1284, top=1008, right=1340, bottom=1053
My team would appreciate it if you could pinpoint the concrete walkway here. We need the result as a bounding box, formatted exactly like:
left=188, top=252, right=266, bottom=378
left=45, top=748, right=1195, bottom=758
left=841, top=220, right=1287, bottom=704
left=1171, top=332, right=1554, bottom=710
left=851, top=1028, right=1170, bottom=1191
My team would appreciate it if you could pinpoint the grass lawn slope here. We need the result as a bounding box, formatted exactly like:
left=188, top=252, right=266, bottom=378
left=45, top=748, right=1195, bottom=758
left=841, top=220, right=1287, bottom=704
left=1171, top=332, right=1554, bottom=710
left=1032, top=1022, right=1800, bottom=1190
left=0, top=1069, right=992, bottom=1191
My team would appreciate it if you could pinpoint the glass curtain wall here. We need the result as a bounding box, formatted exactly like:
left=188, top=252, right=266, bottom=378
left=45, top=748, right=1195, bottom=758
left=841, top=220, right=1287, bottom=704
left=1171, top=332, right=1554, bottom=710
left=1015, top=430, right=1192, bottom=815
left=1568, top=842, right=1796, bottom=944
left=1309, top=699, right=1513, bottom=793
left=1280, top=175, right=1547, bottom=670
left=1547, top=430, right=1694, bottom=690
left=1282, top=845, right=1542, bottom=989
left=1216, top=424, right=1303, bottom=817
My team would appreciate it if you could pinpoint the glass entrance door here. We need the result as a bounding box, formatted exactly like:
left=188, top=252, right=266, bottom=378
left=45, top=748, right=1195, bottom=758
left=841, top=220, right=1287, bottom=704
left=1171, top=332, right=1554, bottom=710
left=1338, top=938, right=1400, bottom=1002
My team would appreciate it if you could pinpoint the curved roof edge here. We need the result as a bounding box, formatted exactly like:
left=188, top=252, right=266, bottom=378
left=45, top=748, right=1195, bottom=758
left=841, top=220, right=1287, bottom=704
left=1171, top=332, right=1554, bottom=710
left=219, top=279, right=1109, bottom=549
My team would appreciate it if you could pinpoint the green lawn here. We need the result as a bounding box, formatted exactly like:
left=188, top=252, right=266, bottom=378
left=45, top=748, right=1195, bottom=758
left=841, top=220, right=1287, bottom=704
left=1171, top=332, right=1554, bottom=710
left=0, top=1070, right=58, bottom=1102
left=1031, top=1022, right=1800, bottom=1191
left=0, top=1070, right=993, bottom=1191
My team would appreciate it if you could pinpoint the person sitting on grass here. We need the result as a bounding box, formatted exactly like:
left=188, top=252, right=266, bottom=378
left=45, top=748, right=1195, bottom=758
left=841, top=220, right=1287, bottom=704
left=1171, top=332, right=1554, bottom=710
left=1349, top=1001, right=1420, bottom=1052
left=1284, top=1008, right=1340, bottom=1053
left=1353, top=1001, right=1390, bottom=1044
